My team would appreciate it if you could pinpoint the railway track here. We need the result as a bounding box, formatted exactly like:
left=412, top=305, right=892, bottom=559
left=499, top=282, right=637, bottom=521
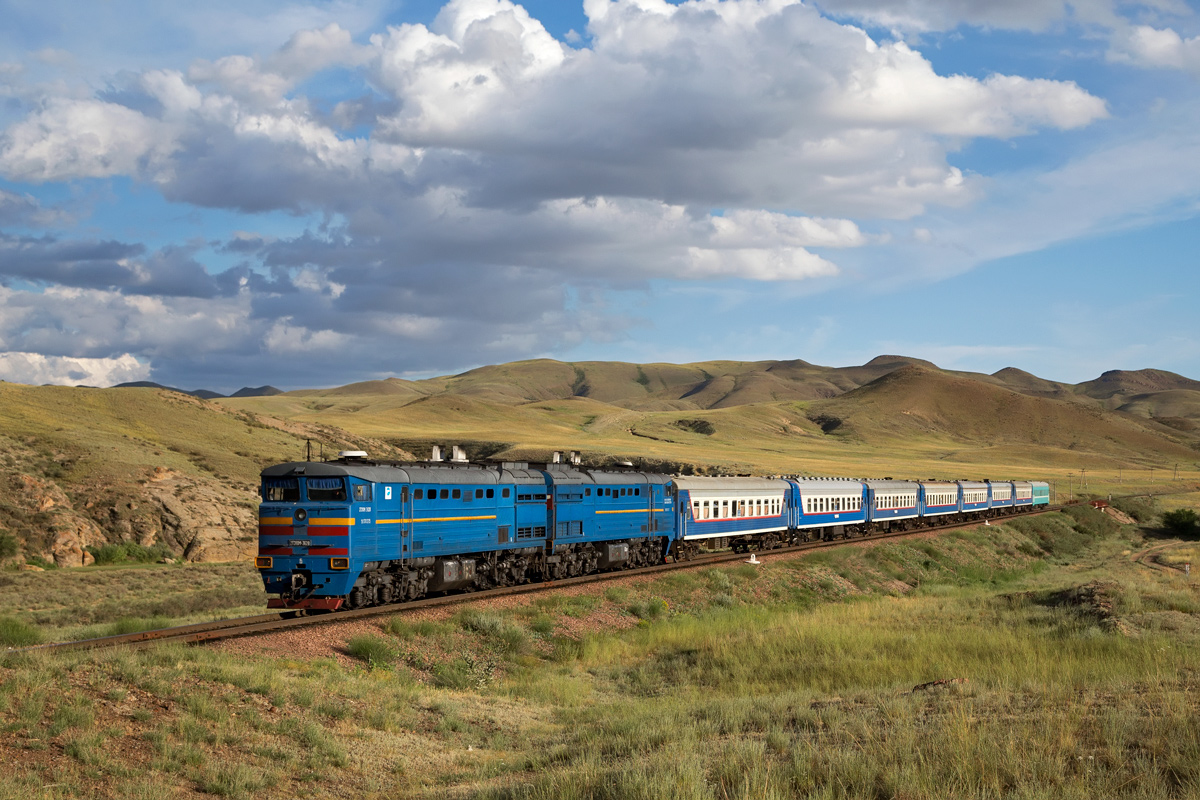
left=19, top=507, right=1062, bottom=655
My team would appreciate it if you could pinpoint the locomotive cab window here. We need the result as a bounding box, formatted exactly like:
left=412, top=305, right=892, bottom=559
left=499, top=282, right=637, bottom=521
left=353, top=484, right=372, bottom=501
left=307, top=478, right=346, bottom=502
left=264, top=478, right=299, bottom=502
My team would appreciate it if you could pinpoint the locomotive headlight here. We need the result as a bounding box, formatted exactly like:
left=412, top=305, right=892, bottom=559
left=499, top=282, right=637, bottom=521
left=295, top=508, right=307, bottom=521
left=330, top=557, right=349, bottom=570
left=255, top=556, right=273, bottom=569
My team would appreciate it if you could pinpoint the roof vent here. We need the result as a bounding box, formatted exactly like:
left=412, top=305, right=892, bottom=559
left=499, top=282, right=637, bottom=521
left=338, top=450, right=368, bottom=459
left=569, top=452, right=581, bottom=465
left=552, top=451, right=562, bottom=464
left=451, top=445, right=468, bottom=463
left=430, top=445, right=444, bottom=462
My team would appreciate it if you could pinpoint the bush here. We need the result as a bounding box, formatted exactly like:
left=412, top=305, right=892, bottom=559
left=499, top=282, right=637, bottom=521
left=1111, top=495, right=1160, bottom=524
left=0, top=531, right=18, bottom=560
left=627, top=598, right=669, bottom=621
left=1162, top=509, right=1200, bottom=537
left=0, top=616, right=44, bottom=647
left=346, top=634, right=395, bottom=668
left=87, top=541, right=173, bottom=565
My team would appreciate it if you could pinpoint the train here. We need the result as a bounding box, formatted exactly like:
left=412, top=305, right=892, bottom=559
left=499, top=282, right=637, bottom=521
left=255, top=450, right=1050, bottom=610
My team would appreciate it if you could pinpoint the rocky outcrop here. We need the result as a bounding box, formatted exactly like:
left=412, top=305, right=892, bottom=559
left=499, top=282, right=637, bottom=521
left=5, top=466, right=259, bottom=566
left=6, top=474, right=104, bottom=567
left=143, top=470, right=258, bottom=563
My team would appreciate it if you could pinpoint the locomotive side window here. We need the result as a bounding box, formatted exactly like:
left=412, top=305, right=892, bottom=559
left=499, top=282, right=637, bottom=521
left=453, top=489, right=461, bottom=499
left=503, top=488, right=511, bottom=498
left=415, top=489, right=423, bottom=500
left=441, top=489, right=449, bottom=499
left=353, top=484, right=372, bottom=501
left=307, top=478, right=346, bottom=501
left=476, top=489, right=484, bottom=499
left=265, top=478, right=299, bottom=502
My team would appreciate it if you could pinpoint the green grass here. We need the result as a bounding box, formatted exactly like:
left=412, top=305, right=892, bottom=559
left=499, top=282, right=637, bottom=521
left=0, top=506, right=1195, bottom=799
left=0, top=615, right=44, bottom=646
left=346, top=634, right=396, bottom=668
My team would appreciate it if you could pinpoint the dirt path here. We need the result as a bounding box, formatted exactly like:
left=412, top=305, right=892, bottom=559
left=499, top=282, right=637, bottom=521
left=1130, top=540, right=1192, bottom=575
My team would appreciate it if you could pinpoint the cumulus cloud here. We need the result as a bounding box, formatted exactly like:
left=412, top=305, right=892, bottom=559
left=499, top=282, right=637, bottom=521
left=0, top=0, right=1144, bottom=389
left=0, top=97, right=179, bottom=181
left=1110, top=25, right=1200, bottom=75
left=0, top=351, right=149, bottom=386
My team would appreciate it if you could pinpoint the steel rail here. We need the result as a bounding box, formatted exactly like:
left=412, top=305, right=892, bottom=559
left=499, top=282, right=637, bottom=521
left=16, top=506, right=1062, bottom=655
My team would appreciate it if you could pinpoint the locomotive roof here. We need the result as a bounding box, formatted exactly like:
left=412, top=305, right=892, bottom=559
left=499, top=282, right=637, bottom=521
left=543, top=465, right=673, bottom=486
left=261, top=461, right=546, bottom=485
left=672, top=477, right=789, bottom=492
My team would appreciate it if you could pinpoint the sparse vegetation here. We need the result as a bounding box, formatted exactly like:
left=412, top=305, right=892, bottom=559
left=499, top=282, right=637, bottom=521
left=1, top=507, right=1198, bottom=798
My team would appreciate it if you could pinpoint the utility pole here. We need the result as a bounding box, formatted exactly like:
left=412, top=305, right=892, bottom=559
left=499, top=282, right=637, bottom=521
left=1067, top=473, right=1074, bottom=500
left=1174, top=463, right=1179, bottom=480
left=1081, top=468, right=1087, bottom=490
left=1118, top=465, right=1122, bottom=483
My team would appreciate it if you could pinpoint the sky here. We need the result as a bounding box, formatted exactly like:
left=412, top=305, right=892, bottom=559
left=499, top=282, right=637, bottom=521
left=0, top=0, right=1197, bottom=393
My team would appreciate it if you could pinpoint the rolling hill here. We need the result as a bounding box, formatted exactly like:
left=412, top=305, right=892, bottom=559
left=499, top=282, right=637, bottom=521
left=2, top=354, right=1198, bottom=568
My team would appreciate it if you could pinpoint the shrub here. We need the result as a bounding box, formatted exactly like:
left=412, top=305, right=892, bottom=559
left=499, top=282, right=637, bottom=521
left=627, top=598, right=669, bottom=621
left=87, top=541, right=173, bottom=565
left=346, top=634, right=395, bottom=668
left=0, top=531, right=18, bottom=560
left=1111, top=495, right=1160, bottom=524
left=457, top=609, right=529, bottom=654
left=0, top=616, right=43, bottom=647
left=1162, top=509, right=1200, bottom=537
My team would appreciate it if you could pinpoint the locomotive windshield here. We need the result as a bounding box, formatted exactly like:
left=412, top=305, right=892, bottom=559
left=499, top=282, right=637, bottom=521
left=264, top=477, right=299, bottom=502
left=307, top=477, right=347, bottom=501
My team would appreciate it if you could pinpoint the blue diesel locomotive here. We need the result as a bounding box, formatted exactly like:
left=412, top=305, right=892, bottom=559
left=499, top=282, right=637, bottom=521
left=256, top=451, right=1049, bottom=610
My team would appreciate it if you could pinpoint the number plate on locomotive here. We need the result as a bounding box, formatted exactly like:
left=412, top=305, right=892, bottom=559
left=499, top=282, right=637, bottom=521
left=288, top=539, right=312, bottom=547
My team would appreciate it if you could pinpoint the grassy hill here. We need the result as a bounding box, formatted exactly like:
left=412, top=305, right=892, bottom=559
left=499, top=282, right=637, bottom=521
left=224, top=356, right=1200, bottom=489
left=0, top=383, right=410, bottom=567
left=2, top=354, right=1199, bottom=567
